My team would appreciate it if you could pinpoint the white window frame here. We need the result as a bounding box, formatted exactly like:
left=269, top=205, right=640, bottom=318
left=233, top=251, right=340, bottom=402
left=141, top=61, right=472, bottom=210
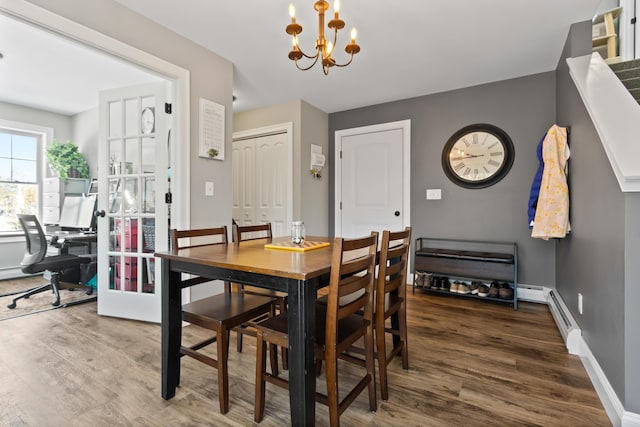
left=0, top=119, right=52, bottom=237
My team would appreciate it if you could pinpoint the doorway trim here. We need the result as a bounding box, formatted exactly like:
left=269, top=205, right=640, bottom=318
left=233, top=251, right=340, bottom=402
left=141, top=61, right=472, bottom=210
left=0, top=0, right=191, bottom=230
left=334, top=119, right=411, bottom=235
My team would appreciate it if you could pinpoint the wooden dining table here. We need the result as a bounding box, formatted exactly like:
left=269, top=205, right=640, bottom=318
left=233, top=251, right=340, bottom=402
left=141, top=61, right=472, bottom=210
left=155, top=236, right=334, bottom=426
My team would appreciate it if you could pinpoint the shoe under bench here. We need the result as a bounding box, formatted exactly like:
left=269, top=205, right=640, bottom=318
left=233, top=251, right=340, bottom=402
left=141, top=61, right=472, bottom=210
left=413, top=237, right=518, bottom=309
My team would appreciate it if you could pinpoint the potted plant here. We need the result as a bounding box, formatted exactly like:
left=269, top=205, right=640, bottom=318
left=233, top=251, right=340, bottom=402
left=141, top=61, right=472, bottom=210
left=46, top=140, right=90, bottom=181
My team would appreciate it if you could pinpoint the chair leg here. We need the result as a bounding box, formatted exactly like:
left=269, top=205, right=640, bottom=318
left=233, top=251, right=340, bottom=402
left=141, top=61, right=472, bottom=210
left=254, top=332, right=267, bottom=423
left=237, top=329, right=243, bottom=352
left=399, top=304, right=409, bottom=370
left=269, top=342, right=279, bottom=377
left=364, top=323, right=377, bottom=412
left=50, top=273, right=61, bottom=307
left=217, top=325, right=230, bottom=414
left=324, top=351, right=341, bottom=427
left=376, top=316, right=389, bottom=401
left=7, top=283, right=52, bottom=309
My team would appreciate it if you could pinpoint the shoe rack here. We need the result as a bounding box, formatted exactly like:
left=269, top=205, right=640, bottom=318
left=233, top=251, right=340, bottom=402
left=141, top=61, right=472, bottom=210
left=412, top=238, right=518, bottom=310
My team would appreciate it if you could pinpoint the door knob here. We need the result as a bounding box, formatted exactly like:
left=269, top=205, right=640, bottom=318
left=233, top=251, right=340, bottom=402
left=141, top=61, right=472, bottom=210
left=95, top=210, right=106, bottom=218
left=394, top=211, right=400, bottom=217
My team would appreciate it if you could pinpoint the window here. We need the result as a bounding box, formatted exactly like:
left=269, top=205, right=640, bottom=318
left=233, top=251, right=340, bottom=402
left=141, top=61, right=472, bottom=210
left=0, top=130, right=39, bottom=232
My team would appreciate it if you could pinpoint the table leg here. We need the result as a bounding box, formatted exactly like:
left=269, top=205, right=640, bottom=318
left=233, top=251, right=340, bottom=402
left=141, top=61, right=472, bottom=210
left=287, top=278, right=316, bottom=426
left=161, top=264, right=182, bottom=399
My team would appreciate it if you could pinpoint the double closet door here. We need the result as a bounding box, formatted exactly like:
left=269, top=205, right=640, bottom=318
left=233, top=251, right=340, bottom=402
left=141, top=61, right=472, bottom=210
left=232, top=131, right=290, bottom=237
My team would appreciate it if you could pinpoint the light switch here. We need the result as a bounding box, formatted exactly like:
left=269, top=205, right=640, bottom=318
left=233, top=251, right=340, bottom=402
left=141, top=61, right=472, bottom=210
left=205, top=181, right=214, bottom=196
left=426, top=189, right=441, bottom=200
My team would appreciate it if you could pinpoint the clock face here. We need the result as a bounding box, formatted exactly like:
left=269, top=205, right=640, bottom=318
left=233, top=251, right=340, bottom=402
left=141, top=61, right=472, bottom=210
left=141, top=107, right=155, bottom=134
left=442, top=124, right=514, bottom=189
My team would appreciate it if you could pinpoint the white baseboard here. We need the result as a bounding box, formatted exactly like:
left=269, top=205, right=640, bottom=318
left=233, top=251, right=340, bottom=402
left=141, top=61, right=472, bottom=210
left=0, top=268, right=26, bottom=281
left=547, top=289, right=640, bottom=427
left=516, top=284, right=546, bottom=303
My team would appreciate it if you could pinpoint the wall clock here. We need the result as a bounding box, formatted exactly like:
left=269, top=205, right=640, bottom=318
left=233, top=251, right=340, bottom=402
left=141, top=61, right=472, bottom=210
left=441, top=123, right=515, bottom=189
left=141, top=107, right=155, bottom=134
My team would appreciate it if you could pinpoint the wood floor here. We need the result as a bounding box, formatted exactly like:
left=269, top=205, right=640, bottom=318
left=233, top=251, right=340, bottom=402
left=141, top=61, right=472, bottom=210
left=0, top=279, right=610, bottom=426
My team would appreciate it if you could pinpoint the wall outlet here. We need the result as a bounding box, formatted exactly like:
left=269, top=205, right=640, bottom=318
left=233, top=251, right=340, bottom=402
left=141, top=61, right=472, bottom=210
left=578, top=293, right=583, bottom=315
left=426, top=189, right=442, bottom=200
left=205, top=181, right=214, bottom=196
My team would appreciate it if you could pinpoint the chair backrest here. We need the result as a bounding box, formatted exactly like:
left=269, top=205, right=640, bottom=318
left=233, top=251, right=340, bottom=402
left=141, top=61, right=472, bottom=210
left=232, top=223, right=272, bottom=243
left=377, top=227, right=412, bottom=311
left=325, top=233, right=378, bottom=347
left=171, top=226, right=228, bottom=251
left=17, top=214, right=48, bottom=267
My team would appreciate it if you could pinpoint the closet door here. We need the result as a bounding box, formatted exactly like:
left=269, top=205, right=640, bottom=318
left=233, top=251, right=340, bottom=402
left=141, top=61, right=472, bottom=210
left=255, top=133, right=288, bottom=236
left=232, top=132, right=289, bottom=237
left=232, top=138, right=256, bottom=226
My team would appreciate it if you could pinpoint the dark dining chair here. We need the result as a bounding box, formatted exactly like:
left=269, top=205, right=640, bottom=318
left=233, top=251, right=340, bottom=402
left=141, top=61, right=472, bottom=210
left=232, top=222, right=288, bottom=368
left=254, top=233, right=378, bottom=426
left=8, top=214, right=91, bottom=309
left=171, top=226, right=277, bottom=414
left=375, top=227, right=412, bottom=400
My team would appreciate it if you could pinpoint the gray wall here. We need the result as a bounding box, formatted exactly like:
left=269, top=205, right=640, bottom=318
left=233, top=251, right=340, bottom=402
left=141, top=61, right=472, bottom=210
left=329, top=72, right=557, bottom=286
left=556, top=20, right=638, bottom=413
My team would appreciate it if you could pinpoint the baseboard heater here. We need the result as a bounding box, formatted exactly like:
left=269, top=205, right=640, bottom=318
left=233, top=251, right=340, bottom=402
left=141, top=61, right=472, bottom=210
left=546, top=289, right=581, bottom=355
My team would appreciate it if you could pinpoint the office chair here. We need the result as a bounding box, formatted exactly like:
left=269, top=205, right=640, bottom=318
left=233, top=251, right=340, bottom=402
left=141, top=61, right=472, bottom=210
left=8, top=214, right=92, bottom=309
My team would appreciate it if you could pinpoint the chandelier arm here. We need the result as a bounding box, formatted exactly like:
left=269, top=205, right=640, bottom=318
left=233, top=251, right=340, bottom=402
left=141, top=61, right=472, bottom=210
left=295, top=55, right=321, bottom=71
left=332, top=53, right=354, bottom=68
left=298, top=46, right=321, bottom=60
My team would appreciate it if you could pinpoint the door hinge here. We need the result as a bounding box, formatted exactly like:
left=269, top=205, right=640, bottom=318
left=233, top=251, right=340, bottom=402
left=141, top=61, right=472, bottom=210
left=632, top=17, right=637, bottom=24
left=340, top=151, right=342, bottom=159
left=165, top=192, right=172, bottom=204
left=340, top=202, right=342, bottom=210
left=165, top=103, right=172, bottom=114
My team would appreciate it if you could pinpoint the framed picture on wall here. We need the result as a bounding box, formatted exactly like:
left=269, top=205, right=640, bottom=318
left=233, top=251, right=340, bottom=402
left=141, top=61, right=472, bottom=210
left=198, top=98, right=225, bottom=160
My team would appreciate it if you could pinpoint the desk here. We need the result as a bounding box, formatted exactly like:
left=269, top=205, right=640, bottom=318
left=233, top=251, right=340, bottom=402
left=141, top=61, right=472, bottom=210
left=47, top=231, right=97, bottom=255
left=155, top=236, right=333, bottom=426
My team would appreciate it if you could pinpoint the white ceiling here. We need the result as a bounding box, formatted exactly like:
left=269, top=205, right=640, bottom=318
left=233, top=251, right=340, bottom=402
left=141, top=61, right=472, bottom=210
left=0, top=13, right=162, bottom=116
left=1, top=1, right=602, bottom=116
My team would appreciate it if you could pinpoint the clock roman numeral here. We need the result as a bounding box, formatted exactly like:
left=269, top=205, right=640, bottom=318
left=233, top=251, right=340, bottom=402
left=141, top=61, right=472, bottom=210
left=454, top=162, right=465, bottom=171
left=488, top=142, right=499, bottom=149
left=460, top=137, right=470, bottom=147
left=464, top=167, right=471, bottom=176
left=490, top=151, right=503, bottom=156
left=488, top=159, right=500, bottom=167
left=472, top=134, right=478, bottom=144
left=483, top=166, right=491, bottom=173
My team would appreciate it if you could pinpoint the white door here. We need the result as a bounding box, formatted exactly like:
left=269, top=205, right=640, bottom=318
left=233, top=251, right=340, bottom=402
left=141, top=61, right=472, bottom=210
left=232, top=138, right=256, bottom=226
left=255, top=133, right=289, bottom=236
left=335, top=120, right=411, bottom=237
left=232, top=124, right=293, bottom=237
left=97, top=82, right=169, bottom=322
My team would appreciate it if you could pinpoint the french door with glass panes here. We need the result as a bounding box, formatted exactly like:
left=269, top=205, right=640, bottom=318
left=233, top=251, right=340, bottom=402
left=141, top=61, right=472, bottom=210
left=97, top=82, right=169, bottom=322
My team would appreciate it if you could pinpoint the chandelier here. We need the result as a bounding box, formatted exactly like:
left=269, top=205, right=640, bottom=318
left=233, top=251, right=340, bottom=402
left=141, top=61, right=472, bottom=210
left=286, top=1, right=360, bottom=75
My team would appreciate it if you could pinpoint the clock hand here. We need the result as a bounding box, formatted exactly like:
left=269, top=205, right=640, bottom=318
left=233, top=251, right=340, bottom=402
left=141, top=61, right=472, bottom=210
left=451, top=154, right=485, bottom=161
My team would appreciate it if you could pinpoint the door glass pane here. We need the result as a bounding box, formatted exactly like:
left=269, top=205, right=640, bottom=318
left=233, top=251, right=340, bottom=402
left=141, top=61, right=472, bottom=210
left=109, top=101, right=122, bottom=138
left=125, top=138, right=139, bottom=174
left=108, top=179, right=121, bottom=215
left=142, top=137, right=155, bottom=173
left=142, top=177, right=155, bottom=214
left=125, top=98, right=139, bottom=137
left=124, top=178, right=138, bottom=214
left=142, top=257, right=155, bottom=294
left=108, top=255, right=118, bottom=289
left=109, top=139, right=122, bottom=176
